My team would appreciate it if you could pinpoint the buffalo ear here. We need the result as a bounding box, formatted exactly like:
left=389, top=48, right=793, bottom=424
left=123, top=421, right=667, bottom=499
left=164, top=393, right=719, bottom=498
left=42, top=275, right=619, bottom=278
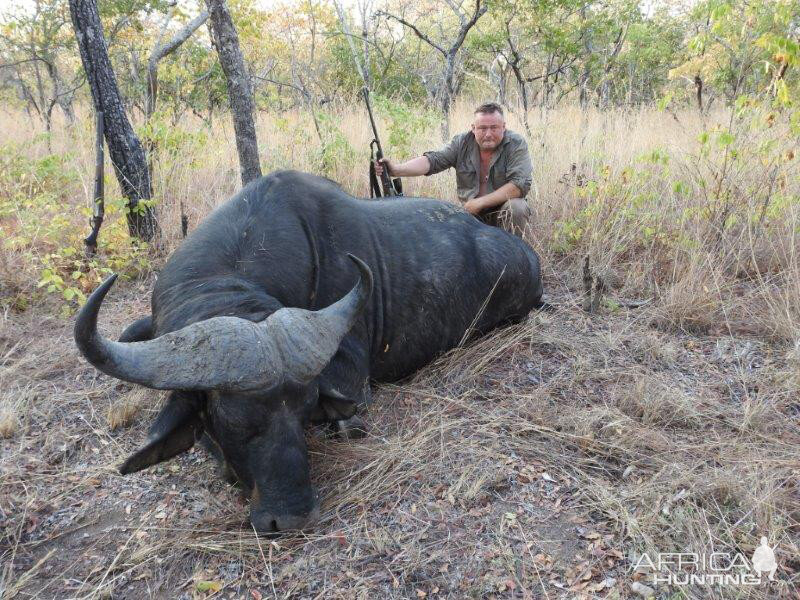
left=318, top=385, right=357, bottom=420
left=119, top=392, right=203, bottom=474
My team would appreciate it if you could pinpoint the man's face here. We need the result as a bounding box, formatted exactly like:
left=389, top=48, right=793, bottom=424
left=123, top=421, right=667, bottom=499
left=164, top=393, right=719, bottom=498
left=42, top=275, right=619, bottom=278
left=472, top=110, right=505, bottom=151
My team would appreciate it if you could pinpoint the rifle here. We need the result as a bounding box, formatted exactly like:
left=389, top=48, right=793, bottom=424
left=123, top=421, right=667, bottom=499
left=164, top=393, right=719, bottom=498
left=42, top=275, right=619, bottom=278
left=363, top=87, right=403, bottom=198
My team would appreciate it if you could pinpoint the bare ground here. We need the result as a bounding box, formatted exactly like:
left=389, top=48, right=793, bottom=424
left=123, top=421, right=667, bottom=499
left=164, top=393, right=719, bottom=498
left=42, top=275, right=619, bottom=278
left=1, top=272, right=799, bottom=599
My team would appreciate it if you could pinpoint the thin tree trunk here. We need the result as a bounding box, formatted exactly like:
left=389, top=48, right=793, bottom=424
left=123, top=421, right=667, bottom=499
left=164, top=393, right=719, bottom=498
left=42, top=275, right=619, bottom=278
left=694, top=74, right=704, bottom=112
left=378, top=0, right=486, bottom=141
left=69, top=0, right=158, bottom=241
left=358, top=0, right=371, bottom=90
left=440, top=52, right=456, bottom=139
left=44, top=60, right=76, bottom=124
left=508, top=60, right=530, bottom=138
left=489, top=54, right=506, bottom=107
left=205, top=0, right=262, bottom=186
left=579, top=7, right=592, bottom=110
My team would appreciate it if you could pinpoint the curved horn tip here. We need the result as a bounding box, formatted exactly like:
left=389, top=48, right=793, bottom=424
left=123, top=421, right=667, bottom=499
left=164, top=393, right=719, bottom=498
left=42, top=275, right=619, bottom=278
left=74, top=273, right=119, bottom=349
left=82, top=273, right=119, bottom=311
left=98, top=272, right=119, bottom=291
left=346, top=254, right=373, bottom=291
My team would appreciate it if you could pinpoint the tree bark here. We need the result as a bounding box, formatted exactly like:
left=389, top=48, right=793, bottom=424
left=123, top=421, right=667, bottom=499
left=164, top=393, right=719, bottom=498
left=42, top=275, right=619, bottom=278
left=694, top=74, right=704, bottom=113
left=68, top=0, right=158, bottom=242
left=508, top=58, right=530, bottom=137
left=501, top=18, right=531, bottom=137
left=205, top=0, right=262, bottom=186
left=43, top=59, right=77, bottom=124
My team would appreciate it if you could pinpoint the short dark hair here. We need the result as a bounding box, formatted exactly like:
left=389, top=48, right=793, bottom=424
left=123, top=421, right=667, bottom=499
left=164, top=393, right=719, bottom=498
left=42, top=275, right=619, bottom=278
left=474, top=102, right=503, bottom=117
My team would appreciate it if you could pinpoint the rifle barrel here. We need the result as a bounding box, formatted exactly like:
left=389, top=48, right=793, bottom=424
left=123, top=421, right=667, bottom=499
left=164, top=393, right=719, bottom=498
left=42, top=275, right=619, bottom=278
left=363, top=87, right=383, bottom=156
left=362, top=86, right=401, bottom=197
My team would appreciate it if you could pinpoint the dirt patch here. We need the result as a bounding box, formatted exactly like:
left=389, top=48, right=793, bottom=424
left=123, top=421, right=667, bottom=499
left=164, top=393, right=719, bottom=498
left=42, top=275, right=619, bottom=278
left=1, top=281, right=798, bottom=599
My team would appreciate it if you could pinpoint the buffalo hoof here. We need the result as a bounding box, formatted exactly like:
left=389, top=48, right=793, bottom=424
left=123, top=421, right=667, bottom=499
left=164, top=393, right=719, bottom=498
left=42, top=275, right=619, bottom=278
left=218, top=461, right=239, bottom=486
left=335, top=415, right=368, bottom=440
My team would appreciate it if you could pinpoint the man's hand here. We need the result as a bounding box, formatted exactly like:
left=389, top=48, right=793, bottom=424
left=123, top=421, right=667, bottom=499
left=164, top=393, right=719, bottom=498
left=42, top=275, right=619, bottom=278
left=465, top=183, right=522, bottom=215
left=374, top=158, right=394, bottom=179
left=463, top=198, right=486, bottom=215
left=373, top=156, right=431, bottom=178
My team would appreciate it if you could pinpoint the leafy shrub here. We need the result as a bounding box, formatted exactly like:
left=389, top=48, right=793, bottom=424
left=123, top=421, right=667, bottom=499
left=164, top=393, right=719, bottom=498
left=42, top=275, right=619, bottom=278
left=373, top=96, right=439, bottom=158
left=314, top=110, right=358, bottom=175
left=0, top=142, right=152, bottom=315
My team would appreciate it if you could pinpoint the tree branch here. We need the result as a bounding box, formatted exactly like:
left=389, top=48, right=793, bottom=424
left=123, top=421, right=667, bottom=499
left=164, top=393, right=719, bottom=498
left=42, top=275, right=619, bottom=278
left=441, top=0, right=467, bottom=26
left=0, top=56, right=49, bottom=69
left=146, top=10, right=209, bottom=118
left=448, top=0, right=486, bottom=56
left=525, top=60, right=576, bottom=83
left=376, top=10, right=446, bottom=55
left=151, top=10, right=209, bottom=64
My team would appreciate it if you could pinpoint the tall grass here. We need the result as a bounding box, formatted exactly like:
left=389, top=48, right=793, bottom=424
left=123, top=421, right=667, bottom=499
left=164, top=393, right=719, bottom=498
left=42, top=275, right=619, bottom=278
left=1, top=99, right=797, bottom=341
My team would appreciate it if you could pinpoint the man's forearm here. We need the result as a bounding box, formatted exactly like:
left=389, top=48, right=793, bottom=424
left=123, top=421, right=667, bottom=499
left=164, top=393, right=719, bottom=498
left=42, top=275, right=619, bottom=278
left=475, top=182, right=522, bottom=210
left=389, top=156, right=431, bottom=177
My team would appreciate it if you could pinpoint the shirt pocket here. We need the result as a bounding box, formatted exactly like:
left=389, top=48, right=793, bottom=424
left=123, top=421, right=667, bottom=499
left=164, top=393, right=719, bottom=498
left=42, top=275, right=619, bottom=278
left=455, top=168, right=477, bottom=199
left=491, top=155, right=509, bottom=190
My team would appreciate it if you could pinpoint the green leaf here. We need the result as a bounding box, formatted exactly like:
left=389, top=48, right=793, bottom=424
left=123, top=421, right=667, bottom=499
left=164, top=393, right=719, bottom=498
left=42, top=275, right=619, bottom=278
left=717, top=131, right=735, bottom=147
left=673, top=181, right=689, bottom=196
left=657, top=92, right=674, bottom=112
left=195, top=580, right=222, bottom=593
left=776, top=80, right=791, bottom=106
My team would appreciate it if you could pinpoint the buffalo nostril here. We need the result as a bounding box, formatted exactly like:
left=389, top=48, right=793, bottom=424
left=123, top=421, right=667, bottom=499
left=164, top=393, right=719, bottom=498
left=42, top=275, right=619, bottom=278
left=250, top=511, right=280, bottom=534
left=275, top=514, right=309, bottom=531
left=251, top=510, right=318, bottom=533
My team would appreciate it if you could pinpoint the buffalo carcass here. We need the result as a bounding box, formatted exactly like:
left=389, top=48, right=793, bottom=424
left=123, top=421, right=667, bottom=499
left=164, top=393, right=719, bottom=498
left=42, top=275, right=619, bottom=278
left=75, top=170, right=543, bottom=532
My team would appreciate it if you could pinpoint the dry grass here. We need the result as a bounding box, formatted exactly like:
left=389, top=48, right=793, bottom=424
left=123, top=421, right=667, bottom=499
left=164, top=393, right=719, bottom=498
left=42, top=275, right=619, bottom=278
left=1, top=101, right=799, bottom=598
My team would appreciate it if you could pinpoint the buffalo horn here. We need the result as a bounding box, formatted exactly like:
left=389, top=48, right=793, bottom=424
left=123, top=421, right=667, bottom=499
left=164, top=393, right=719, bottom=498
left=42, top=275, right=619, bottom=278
left=74, top=255, right=372, bottom=391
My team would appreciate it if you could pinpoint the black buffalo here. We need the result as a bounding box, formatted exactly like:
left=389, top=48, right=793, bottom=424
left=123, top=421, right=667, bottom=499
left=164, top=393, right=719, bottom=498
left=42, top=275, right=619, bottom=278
left=75, top=170, right=543, bottom=532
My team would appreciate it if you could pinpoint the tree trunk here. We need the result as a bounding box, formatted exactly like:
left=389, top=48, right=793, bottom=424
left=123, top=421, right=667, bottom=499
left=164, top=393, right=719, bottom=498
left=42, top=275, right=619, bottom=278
left=489, top=54, right=507, bottom=107
left=508, top=60, right=531, bottom=138
left=359, top=0, right=371, bottom=91
left=45, top=60, right=76, bottom=124
left=694, top=74, right=704, bottom=113
left=579, top=7, right=593, bottom=110
left=69, top=0, right=158, bottom=242
left=439, top=53, right=457, bottom=140
left=205, top=0, right=262, bottom=186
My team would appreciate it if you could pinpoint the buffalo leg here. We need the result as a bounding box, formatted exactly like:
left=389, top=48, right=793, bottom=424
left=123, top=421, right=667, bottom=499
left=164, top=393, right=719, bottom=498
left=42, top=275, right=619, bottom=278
left=318, top=334, right=371, bottom=439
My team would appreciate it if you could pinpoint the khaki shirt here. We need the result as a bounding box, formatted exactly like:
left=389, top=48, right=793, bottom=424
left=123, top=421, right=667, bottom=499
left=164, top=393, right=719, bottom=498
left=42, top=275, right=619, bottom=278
left=423, top=130, right=533, bottom=202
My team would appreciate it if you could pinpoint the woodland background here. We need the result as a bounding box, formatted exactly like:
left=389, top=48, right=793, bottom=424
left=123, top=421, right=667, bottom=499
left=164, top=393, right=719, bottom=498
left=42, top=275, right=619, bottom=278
left=1, top=1, right=799, bottom=598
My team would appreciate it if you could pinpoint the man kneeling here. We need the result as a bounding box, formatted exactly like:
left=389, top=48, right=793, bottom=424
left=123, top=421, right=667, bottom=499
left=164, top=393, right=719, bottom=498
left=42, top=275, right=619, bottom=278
left=376, top=102, right=532, bottom=237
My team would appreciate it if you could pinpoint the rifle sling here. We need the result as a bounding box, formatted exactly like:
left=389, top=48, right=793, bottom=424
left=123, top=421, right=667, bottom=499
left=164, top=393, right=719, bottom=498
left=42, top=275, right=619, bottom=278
left=369, top=154, right=382, bottom=198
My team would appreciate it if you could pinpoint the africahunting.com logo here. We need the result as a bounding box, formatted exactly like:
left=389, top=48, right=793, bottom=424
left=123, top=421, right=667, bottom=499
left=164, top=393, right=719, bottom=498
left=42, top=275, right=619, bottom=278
left=633, top=538, right=778, bottom=586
